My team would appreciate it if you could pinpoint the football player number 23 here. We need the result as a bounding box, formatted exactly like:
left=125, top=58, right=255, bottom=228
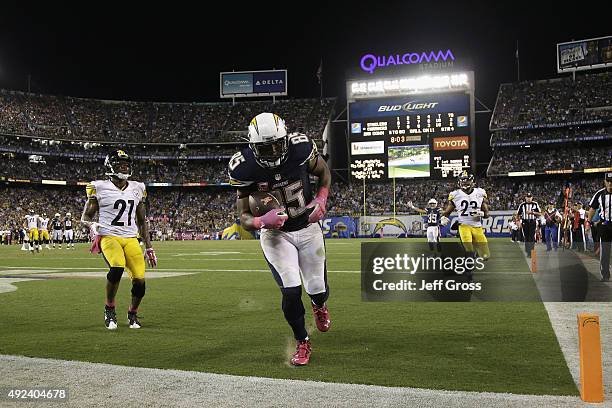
left=111, top=199, right=135, bottom=226
left=459, top=200, right=478, bottom=216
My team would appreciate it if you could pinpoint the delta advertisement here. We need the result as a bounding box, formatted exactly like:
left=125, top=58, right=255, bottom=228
left=220, top=70, right=287, bottom=98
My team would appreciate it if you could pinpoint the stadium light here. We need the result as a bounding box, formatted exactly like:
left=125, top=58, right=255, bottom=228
left=349, top=72, right=470, bottom=98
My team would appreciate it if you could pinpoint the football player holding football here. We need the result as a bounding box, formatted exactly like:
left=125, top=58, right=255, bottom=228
left=441, top=172, right=490, bottom=272
left=229, top=112, right=332, bottom=366
left=81, top=150, right=157, bottom=330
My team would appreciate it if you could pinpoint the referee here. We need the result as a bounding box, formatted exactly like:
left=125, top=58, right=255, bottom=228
left=517, top=192, right=542, bottom=257
left=587, top=172, right=612, bottom=282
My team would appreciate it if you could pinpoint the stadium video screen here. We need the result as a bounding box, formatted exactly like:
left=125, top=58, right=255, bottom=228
left=348, top=92, right=472, bottom=181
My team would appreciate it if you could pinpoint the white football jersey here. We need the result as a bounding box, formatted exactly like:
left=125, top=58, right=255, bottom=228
left=25, top=215, right=39, bottom=230
left=40, top=217, right=50, bottom=230
left=448, top=187, right=488, bottom=227
left=87, top=180, right=147, bottom=238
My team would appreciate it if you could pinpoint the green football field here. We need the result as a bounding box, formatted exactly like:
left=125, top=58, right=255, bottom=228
left=388, top=163, right=430, bottom=178
left=0, top=239, right=577, bottom=396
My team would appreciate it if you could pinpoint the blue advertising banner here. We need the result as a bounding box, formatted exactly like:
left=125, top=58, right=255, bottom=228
left=220, top=70, right=287, bottom=98
left=349, top=92, right=469, bottom=120
left=253, top=71, right=287, bottom=94
left=221, top=73, right=253, bottom=96
left=321, top=217, right=357, bottom=238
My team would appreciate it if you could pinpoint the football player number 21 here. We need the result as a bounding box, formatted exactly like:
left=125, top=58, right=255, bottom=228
left=111, top=199, right=135, bottom=226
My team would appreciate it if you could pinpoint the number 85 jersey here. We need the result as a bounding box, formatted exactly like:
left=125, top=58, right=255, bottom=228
left=228, top=133, right=317, bottom=232
left=86, top=180, right=147, bottom=237
left=448, top=187, right=487, bottom=228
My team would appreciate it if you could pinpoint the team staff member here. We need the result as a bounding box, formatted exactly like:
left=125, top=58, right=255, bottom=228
left=543, top=203, right=562, bottom=252
left=516, top=193, right=541, bottom=257
left=587, top=172, right=612, bottom=282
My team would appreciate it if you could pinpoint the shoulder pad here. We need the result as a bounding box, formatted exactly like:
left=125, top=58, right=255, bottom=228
left=288, top=134, right=317, bottom=166
left=228, top=148, right=257, bottom=187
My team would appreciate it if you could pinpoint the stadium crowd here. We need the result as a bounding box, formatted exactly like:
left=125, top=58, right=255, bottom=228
left=1, top=175, right=605, bottom=241
left=0, top=135, right=241, bottom=159
left=0, top=89, right=335, bottom=143
left=490, top=123, right=612, bottom=146
left=488, top=144, right=612, bottom=175
left=490, top=72, right=612, bottom=130
left=0, top=157, right=229, bottom=184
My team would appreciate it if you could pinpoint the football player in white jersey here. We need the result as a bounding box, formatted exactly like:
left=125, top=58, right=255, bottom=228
left=39, top=213, right=51, bottom=249
left=23, top=210, right=39, bottom=252
left=81, top=150, right=157, bottom=330
left=441, top=172, right=490, bottom=270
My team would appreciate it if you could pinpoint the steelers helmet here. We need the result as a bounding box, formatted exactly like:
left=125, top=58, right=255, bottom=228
left=248, top=113, right=289, bottom=168
left=428, top=198, right=438, bottom=208
left=105, top=149, right=132, bottom=180
left=458, top=171, right=474, bottom=191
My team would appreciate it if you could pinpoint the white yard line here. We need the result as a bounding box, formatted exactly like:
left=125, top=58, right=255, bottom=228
left=0, top=354, right=592, bottom=408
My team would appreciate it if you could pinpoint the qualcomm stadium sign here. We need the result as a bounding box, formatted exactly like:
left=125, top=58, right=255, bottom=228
left=360, top=50, right=456, bottom=74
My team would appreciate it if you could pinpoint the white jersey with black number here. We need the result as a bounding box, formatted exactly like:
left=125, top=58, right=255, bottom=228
left=86, top=180, right=146, bottom=238
left=25, top=215, right=39, bottom=230
left=448, top=187, right=488, bottom=227
left=40, top=217, right=49, bottom=231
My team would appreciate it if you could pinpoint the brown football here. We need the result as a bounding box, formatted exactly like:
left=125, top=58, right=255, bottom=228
left=249, top=191, right=283, bottom=217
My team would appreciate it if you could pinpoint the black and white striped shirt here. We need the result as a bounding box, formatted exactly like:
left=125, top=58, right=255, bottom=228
left=517, top=202, right=541, bottom=221
left=589, top=188, right=612, bottom=222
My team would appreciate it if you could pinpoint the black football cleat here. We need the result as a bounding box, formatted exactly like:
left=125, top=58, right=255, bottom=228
left=128, top=311, right=141, bottom=329
left=104, top=306, right=117, bottom=330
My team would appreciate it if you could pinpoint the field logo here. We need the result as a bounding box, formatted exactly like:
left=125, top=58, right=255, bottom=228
left=433, top=136, right=469, bottom=151
left=372, top=218, right=407, bottom=236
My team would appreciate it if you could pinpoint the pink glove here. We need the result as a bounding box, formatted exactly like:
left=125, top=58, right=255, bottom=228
left=307, top=186, right=329, bottom=223
left=145, top=247, right=157, bottom=267
left=90, top=235, right=102, bottom=254
left=89, top=222, right=102, bottom=254
left=253, top=208, right=288, bottom=230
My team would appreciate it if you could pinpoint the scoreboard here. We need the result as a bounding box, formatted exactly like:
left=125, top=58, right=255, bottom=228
left=348, top=87, right=475, bottom=181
